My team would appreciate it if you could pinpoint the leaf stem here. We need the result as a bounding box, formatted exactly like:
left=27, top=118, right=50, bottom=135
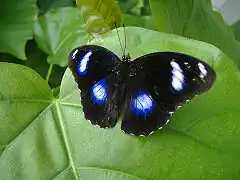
left=46, top=64, right=54, bottom=83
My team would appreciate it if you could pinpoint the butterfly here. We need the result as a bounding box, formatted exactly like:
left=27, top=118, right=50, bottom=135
left=68, top=45, right=216, bottom=136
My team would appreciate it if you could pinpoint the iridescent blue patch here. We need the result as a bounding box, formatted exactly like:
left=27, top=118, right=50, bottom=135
left=77, top=50, right=92, bottom=75
left=131, top=91, right=155, bottom=117
left=91, top=78, right=108, bottom=106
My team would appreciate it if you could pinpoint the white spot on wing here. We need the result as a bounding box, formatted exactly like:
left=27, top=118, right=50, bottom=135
left=131, top=91, right=155, bottom=117
left=90, top=78, right=107, bottom=106
left=198, top=62, right=207, bottom=78
left=171, top=61, right=181, bottom=71
left=72, top=49, right=78, bottom=59
left=134, top=93, right=153, bottom=110
left=171, top=60, right=185, bottom=91
left=77, top=50, right=92, bottom=75
left=93, top=83, right=106, bottom=101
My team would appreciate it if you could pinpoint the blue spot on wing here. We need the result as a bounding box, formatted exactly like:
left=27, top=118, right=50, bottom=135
left=130, top=91, right=155, bottom=117
left=91, top=78, right=108, bottom=106
left=77, top=50, right=92, bottom=75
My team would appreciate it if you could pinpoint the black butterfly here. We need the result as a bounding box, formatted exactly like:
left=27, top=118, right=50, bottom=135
left=68, top=45, right=216, bottom=136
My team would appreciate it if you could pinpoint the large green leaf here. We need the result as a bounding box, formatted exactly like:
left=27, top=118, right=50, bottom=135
left=34, top=7, right=87, bottom=67
left=1, top=27, right=240, bottom=179
left=76, top=0, right=123, bottom=34
left=0, top=0, right=37, bottom=60
left=149, top=0, right=240, bottom=67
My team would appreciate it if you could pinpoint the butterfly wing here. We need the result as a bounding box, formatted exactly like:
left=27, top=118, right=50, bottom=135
left=121, top=52, right=216, bottom=136
left=68, top=45, right=121, bottom=128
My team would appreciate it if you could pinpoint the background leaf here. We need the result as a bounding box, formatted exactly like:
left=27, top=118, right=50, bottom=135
left=0, top=0, right=37, bottom=59
left=123, top=14, right=156, bottom=30
left=1, top=27, right=240, bottom=179
left=34, top=7, right=87, bottom=67
left=76, top=0, right=123, bottom=34
left=149, top=0, right=240, bottom=67
left=0, top=40, right=66, bottom=88
left=37, top=0, right=76, bottom=15
left=24, top=40, right=66, bottom=88
left=118, top=0, right=142, bottom=15
left=232, top=20, right=240, bottom=42
left=118, top=0, right=151, bottom=16
left=212, top=0, right=240, bottom=25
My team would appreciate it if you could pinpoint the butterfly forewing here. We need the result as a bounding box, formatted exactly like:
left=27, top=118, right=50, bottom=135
left=68, top=45, right=121, bottom=89
left=121, top=52, right=216, bottom=135
left=68, top=45, right=121, bottom=128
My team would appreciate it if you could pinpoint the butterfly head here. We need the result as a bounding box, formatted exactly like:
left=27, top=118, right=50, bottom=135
left=122, top=53, right=131, bottom=63
left=114, top=22, right=130, bottom=63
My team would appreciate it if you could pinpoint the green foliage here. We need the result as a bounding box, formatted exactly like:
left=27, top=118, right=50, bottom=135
left=0, top=40, right=65, bottom=88
left=37, top=0, right=76, bottom=15
left=24, top=40, right=66, bottom=87
left=0, top=0, right=37, bottom=59
left=34, top=7, right=86, bottom=66
left=1, top=27, right=240, bottom=179
left=118, top=0, right=141, bottom=15
left=123, top=14, right=155, bottom=30
left=1, top=0, right=240, bottom=179
left=76, top=0, right=123, bottom=34
left=149, top=0, right=240, bottom=66
left=232, top=20, right=240, bottom=42
left=118, top=0, right=151, bottom=16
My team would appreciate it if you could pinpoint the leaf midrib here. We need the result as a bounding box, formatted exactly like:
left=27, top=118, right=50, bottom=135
left=0, top=98, right=52, bottom=103
left=55, top=100, right=79, bottom=180
left=0, top=99, right=80, bottom=179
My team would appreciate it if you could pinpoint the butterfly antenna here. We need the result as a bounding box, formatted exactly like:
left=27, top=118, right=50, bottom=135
left=114, top=21, right=125, bottom=56
left=123, top=23, right=127, bottom=56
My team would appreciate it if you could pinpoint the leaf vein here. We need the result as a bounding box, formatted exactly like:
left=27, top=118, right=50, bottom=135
left=53, top=166, right=71, bottom=180
left=55, top=101, right=79, bottom=180
left=0, top=103, right=53, bottom=158
left=77, top=166, right=145, bottom=180
left=168, top=126, right=240, bottom=158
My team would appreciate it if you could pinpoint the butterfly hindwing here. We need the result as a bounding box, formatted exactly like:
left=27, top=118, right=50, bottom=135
left=121, top=52, right=216, bottom=135
left=68, top=45, right=121, bottom=128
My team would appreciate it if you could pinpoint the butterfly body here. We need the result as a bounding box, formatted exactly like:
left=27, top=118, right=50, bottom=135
left=68, top=45, right=216, bottom=136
